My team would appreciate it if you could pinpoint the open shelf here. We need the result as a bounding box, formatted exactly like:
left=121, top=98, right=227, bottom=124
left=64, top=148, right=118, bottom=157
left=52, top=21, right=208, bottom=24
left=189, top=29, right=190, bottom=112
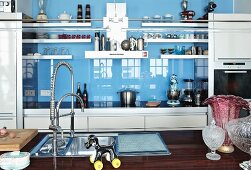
left=160, top=55, right=208, bottom=59
left=22, top=39, right=91, bottom=43
left=85, top=51, right=148, bottom=59
left=22, top=22, right=91, bottom=27
left=142, top=22, right=208, bottom=27
left=22, top=55, right=72, bottom=60
left=145, top=39, right=208, bottom=43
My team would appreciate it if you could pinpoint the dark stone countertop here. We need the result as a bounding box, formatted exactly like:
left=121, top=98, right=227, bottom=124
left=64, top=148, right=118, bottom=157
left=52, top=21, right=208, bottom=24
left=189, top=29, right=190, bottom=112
left=2, top=130, right=248, bottom=170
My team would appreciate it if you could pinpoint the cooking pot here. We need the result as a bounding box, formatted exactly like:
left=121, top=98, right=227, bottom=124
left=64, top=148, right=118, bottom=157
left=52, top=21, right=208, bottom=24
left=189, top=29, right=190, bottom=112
left=117, top=89, right=139, bottom=106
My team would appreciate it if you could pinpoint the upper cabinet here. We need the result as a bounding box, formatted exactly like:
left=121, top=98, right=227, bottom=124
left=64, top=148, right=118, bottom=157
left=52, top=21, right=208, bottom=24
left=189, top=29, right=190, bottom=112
left=209, top=13, right=251, bottom=61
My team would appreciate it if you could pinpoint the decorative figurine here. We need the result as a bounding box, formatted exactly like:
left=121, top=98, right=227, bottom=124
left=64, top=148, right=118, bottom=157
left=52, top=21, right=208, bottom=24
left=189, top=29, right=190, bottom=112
left=198, top=0, right=217, bottom=20
left=85, top=135, right=121, bottom=170
left=180, top=0, right=195, bottom=21
left=167, top=74, right=180, bottom=105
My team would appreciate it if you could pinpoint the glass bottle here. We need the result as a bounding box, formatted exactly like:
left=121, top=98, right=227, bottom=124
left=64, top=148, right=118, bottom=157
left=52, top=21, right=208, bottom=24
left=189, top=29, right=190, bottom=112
left=85, top=4, right=91, bottom=23
left=77, top=4, right=83, bottom=23
left=82, top=83, right=88, bottom=108
left=76, top=82, right=82, bottom=108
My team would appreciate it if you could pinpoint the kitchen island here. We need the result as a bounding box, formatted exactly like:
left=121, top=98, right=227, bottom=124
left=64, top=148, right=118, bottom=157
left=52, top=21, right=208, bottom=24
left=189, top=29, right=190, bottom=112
left=3, top=130, right=248, bottom=170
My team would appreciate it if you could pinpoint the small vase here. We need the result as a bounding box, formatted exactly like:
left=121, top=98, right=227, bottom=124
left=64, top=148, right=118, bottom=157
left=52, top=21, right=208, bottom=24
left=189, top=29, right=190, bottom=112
left=203, top=95, right=249, bottom=153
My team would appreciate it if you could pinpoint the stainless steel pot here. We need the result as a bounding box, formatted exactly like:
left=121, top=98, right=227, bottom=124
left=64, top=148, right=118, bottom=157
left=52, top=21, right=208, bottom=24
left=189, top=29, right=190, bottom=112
left=117, top=89, right=138, bottom=106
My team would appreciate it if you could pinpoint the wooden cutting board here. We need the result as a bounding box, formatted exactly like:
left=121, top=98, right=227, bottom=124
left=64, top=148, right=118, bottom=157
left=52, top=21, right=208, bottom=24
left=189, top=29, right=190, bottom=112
left=0, top=129, right=38, bottom=151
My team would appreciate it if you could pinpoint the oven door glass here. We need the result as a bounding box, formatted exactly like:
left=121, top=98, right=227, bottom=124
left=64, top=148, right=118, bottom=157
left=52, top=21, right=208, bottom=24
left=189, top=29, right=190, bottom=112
left=214, top=70, right=251, bottom=99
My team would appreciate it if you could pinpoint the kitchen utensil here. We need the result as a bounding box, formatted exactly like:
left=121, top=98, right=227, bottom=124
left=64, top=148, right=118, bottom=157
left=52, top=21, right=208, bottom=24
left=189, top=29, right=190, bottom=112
left=181, top=79, right=194, bottom=106
left=142, top=16, right=150, bottom=22
left=168, top=48, right=174, bottom=54
left=0, top=129, right=38, bottom=151
left=121, top=39, right=130, bottom=51
left=0, top=151, right=30, bottom=170
left=37, top=0, right=48, bottom=22
left=153, top=33, right=162, bottom=39
left=163, top=14, right=173, bottom=22
left=160, top=48, right=167, bottom=54
left=129, top=36, right=137, bottom=51
left=137, top=37, right=147, bottom=51
left=117, top=89, right=138, bottom=106
left=146, top=101, right=161, bottom=107
left=58, top=11, right=72, bottom=23
left=110, top=39, right=117, bottom=51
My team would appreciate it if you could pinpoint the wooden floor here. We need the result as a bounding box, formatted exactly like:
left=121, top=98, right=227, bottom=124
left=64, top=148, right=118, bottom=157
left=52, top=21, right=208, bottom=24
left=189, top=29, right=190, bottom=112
left=2, top=130, right=249, bottom=170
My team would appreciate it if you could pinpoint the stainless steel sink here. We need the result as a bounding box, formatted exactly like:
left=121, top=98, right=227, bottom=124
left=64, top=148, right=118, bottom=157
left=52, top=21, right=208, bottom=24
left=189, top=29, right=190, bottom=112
left=30, top=133, right=118, bottom=157
left=65, top=136, right=116, bottom=156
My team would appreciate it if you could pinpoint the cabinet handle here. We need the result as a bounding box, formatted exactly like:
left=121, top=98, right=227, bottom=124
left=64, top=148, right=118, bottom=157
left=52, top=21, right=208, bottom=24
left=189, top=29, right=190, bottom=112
left=109, top=53, right=124, bottom=56
left=218, top=58, right=251, bottom=60
left=0, top=118, right=13, bottom=120
left=0, top=113, right=13, bottom=116
left=224, top=71, right=247, bottom=74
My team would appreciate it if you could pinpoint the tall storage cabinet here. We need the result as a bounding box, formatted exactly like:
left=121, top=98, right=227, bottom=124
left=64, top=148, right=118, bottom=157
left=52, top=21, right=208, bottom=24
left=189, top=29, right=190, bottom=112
left=0, top=13, right=22, bottom=128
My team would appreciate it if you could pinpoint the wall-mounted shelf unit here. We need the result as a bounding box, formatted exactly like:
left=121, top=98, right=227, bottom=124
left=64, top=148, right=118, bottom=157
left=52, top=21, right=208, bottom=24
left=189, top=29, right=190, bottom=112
left=22, top=39, right=91, bottom=43
left=145, top=39, right=208, bottom=43
left=85, top=51, right=148, bottom=59
left=141, top=22, right=208, bottom=27
left=161, top=55, right=208, bottom=59
left=22, top=22, right=92, bottom=28
left=22, top=55, right=72, bottom=60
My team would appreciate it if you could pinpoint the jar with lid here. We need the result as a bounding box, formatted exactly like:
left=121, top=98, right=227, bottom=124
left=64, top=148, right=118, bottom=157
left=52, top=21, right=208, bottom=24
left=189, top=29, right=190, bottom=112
left=181, top=79, right=194, bottom=106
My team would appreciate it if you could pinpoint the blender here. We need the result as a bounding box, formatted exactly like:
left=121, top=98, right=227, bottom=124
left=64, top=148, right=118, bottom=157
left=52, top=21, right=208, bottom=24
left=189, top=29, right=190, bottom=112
left=181, top=79, right=194, bottom=106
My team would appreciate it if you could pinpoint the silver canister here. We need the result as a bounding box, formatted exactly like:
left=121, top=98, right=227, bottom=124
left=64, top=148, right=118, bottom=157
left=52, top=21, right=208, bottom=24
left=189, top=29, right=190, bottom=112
left=94, top=32, right=100, bottom=51
left=137, top=37, right=144, bottom=51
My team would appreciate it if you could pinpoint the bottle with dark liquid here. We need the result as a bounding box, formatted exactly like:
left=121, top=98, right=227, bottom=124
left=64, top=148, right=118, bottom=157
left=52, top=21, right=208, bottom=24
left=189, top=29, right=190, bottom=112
left=77, top=4, right=83, bottom=23
left=76, top=82, right=82, bottom=108
left=82, top=83, right=88, bottom=108
left=85, top=4, right=91, bottom=23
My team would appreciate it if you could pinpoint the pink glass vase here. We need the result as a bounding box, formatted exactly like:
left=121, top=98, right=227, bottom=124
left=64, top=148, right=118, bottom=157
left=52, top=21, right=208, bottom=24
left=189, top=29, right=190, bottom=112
left=203, top=95, right=250, bottom=153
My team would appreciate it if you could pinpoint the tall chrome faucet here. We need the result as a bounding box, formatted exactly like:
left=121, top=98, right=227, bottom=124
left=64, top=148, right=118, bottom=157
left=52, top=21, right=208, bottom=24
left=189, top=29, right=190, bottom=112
left=49, top=61, right=84, bottom=156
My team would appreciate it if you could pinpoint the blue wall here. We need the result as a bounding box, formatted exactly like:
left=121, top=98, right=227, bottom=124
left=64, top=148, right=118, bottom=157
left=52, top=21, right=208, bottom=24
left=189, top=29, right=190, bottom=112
left=23, top=0, right=233, bottom=102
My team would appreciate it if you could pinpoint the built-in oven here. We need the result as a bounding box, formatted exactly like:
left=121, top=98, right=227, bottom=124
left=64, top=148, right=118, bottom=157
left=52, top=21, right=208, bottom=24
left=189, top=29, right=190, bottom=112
left=214, top=69, right=251, bottom=99
left=212, top=61, right=251, bottom=117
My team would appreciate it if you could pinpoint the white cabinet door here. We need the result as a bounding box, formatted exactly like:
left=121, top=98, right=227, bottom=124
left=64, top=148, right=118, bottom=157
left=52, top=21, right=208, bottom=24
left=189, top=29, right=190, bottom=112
left=145, top=115, right=207, bottom=130
left=212, top=14, right=251, bottom=60
left=0, top=18, right=17, bottom=114
left=88, top=116, right=144, bottom=132
left=0, top=117, right=16, bottom=129
left=24, top=116, right=88, bottom=130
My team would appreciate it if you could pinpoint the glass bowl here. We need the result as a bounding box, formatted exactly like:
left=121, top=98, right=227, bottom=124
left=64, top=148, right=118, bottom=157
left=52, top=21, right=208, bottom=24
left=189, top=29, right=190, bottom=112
left=226, top=115, right=251, bottom=169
